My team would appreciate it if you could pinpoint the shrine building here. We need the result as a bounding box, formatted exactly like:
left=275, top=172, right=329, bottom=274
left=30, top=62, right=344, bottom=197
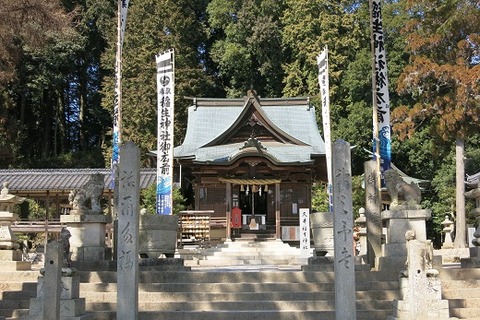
left=173, top=90, right=328, bottom=240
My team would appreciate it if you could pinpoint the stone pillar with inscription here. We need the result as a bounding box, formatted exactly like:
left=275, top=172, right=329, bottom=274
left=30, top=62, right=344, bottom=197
left=364, top=160, right=382, bottom=269
left=22, top=242, right=92, bottom=320
left=388, top=230, right=450, bottom=320
left=60, top=173, right=111, bottom=263
left=332, top=140, right=356, bottom=319
left=117, top=142, right=140, bottom=320
left=0, top=182, right=30, bottom=271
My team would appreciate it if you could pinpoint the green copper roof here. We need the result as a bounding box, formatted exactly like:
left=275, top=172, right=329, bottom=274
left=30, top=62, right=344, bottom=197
left=174, top=95, right=326, bottom=165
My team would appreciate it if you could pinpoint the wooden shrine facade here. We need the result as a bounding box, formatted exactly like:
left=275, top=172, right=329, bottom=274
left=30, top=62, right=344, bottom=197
left=174, top=90, right=327, bottom=240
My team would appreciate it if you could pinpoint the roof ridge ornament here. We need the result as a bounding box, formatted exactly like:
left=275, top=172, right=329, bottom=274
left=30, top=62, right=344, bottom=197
left=240, top=137, right=267, bottom=152
left=247, top=89, right=258, bottom=98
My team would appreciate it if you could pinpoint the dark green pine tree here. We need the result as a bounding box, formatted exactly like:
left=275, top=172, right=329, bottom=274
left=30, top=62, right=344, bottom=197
left=100, top=0, right=214, bottom=163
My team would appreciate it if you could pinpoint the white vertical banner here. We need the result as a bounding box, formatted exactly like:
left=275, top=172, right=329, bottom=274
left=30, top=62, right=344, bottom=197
left=120, top=0, right=130, bottom=47
left=370, top=0, right=392, bottom=176
left=300, top=208, right=311, bottom=256
left=155, top=49, right=175, bottom=215
left=317, top=46, right=333, bottom=211
left=112, top=0, right=130, bottom=183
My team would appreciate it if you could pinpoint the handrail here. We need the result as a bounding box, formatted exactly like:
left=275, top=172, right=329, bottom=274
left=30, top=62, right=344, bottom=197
left=13, top=219, right=64, bottom=225
left=11, top=219, right=66, bottom=233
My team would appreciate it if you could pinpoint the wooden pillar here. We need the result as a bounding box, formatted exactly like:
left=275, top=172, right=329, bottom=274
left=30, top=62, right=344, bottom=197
left=44, top=191, right=50, bottom=246
left=194, top=182, right=200, bottom=210
left=55, top=195, right=60, bottom=219
left=108, top=190, right=112, bottom=217
left=226, top=182, right=232, bottom=241
left=275, top=183, right=281, bottom=240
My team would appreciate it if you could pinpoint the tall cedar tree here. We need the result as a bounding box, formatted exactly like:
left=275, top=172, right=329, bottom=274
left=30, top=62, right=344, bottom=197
left=0, top=0, right=91, bottom=167
left=207, top=0, right=285, bottom=97
left=100, top=0, right=213, bottom=165
left=392, top=0, right=480, bottom=247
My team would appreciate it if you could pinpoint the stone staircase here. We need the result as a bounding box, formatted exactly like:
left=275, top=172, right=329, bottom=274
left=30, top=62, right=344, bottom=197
left=1, top=247, right=480, bottom=320
left=0, top=271, right=38, bottom=319
left=439, top=267, right=480, bottom=320
left=0, top=268, right=399, bottom=320
left=178, top=240, right=311, bottom=268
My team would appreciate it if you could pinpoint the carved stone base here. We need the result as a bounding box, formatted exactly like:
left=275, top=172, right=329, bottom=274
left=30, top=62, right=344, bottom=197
left=310, top=212, right=334, bottom=256
left=23, top=271, right=92, bottom=319
left=139, top=214, right=178, bottom=258
left=60, top=214, right=111, bottom=262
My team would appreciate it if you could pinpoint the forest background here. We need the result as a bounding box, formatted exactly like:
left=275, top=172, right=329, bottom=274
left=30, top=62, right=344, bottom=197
left=0, top=0, right=479, bottom=245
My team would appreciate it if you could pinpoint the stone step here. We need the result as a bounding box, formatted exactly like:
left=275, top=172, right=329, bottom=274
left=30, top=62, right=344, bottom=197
left=194, top=258, right=300, bottom=266
left=0, top=300, right=30, bottom=310
left=204, top=252, right=302, bottom=259
left=208, top=249, right=302, bottom=255
left=0, top=290, right=36, bottom=301
left=449, top=307, right=480, bottom=320
left=214, top=241, right=297, bottom=248
left=79, top=290, right=401, bottom=304
left=83, top=309, right=391, bottom=320
left=0, top=282, right=36, bottom=295
left=85, top=299, right=393, bottom=311
left=205, top=248, right=300, bottom=254
left=206, top=246, right=301, bottom=252
left=439, top=267, right=480, bottom=280
left=436, top=267, right=480, bottom=320
left=0, top=268, right=401, bottom=320
left=443, top=289, right=480, bottom=300
left=449, top=298, right=480, bottom=308
left=0, top=272, right=38, bottom=282
left=79, top=281, right=399, bottom=293
left=441, top=279, right=480, bottom=290
left=0, top=308, right=29, bottom=319
left=75, top=270, right=401, bottom=283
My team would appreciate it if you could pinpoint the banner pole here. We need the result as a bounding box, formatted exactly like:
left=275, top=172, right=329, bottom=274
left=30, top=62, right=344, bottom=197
left=369, top=0, right=382, bottom=199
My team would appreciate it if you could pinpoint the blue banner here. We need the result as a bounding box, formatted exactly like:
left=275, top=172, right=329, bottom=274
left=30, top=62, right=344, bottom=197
left=371, top=0, right=392, bottom=178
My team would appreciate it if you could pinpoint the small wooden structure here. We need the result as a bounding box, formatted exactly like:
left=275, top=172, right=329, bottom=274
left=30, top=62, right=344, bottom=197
left=0, top=168, right=157, bottom=220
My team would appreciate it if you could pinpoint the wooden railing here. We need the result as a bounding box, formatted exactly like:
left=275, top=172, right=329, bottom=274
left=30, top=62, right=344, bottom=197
left=11, top=220, right=66, bottom=233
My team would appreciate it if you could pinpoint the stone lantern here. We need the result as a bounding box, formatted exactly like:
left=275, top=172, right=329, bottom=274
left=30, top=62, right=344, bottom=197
left=441, top=215, right=454, bottom=249
left=0, top=182, right=30, bottom=271
left=0, top=182, right=25, bottom=249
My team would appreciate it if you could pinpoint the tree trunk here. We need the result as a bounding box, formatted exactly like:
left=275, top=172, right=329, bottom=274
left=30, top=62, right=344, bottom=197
left=454, top=138, right=467, bottom=248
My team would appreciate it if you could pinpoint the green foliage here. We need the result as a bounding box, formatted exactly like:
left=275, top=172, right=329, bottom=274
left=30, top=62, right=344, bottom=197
left=0, top=0, right=110, bottom=168
left=351, top=175, right=365, bottom=219
left=393, top=0, right=480, bottom=141
left=311, top=183, right=329, bottom=213
left=207, top=0, right=285, bottom=97
left=101, top=0, right=214, bottom=164
left=141, top=183, right=157, bottom=215
left=16, top=199, right=53, bottom=221
left=281, top=0, right=362, bottom=99
left=1, top=0, right=478, bottom=246
left=141, top=183, right=186, bottom=215
left=311, top=175, right=365, bottom=219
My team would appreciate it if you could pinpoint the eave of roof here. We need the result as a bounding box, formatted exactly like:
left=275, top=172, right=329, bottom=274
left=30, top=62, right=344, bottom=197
left=0, top=168, right=157, bottom=192
left=190, top=142, right=318, bottom=166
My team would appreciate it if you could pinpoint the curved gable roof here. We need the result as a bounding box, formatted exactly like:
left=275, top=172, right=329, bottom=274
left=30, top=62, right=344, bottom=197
left=174, top=93, right=326, bottom=164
